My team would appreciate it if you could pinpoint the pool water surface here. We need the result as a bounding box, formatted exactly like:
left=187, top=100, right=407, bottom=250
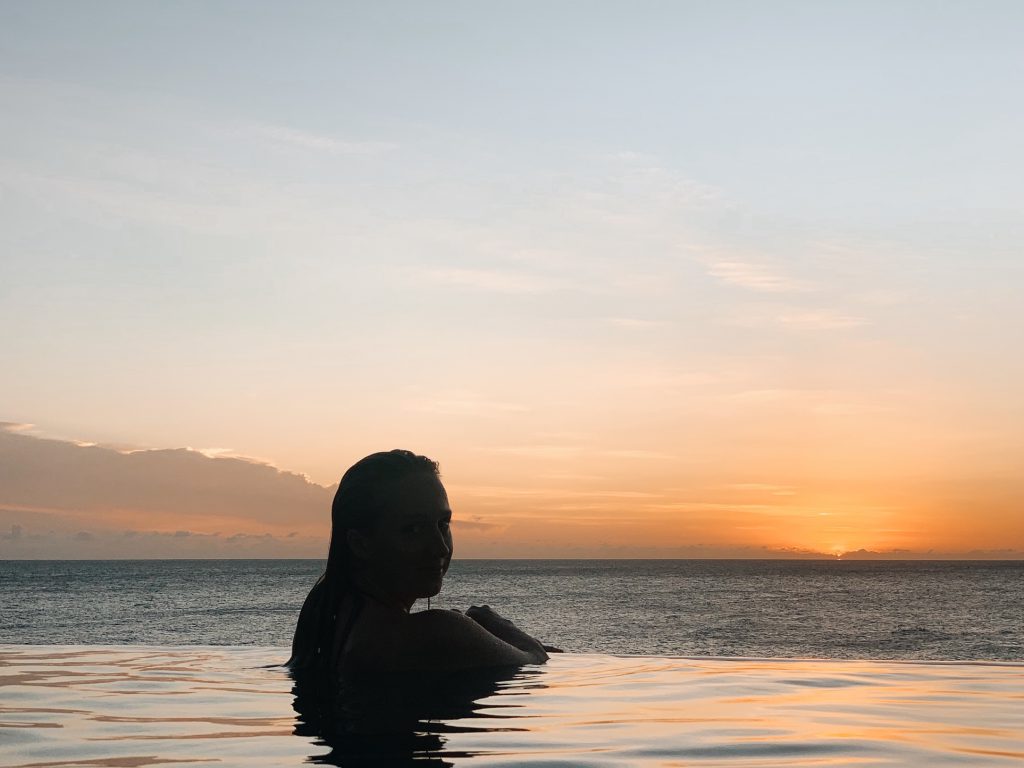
left=1, top=645, right=1022, bottom=766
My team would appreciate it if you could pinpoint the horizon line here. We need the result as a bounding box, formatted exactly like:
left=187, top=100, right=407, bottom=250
left=3, top=556, right=1023, bottom=562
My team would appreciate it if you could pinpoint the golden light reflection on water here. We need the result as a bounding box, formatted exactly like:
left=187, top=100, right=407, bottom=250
left=1, top=646, right=1022, bottom=767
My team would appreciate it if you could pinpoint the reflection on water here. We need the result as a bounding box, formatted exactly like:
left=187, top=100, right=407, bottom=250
left=1, top=645, right=1023, bottom=767
left=291, top=664, right=539, bottom=766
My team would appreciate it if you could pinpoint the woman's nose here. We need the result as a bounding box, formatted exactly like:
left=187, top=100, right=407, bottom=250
left=429, top=527, right=451, bottom=557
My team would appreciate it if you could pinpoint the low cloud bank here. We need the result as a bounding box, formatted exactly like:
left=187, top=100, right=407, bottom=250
left=836, top=548, right=1023, bottom=560
left=0, top=425, right=334, bottom=558
left=0, top=424, right=333, bottom=524
left=0, top=521, right=326, bottom=558
left=3, top=424, right=1021, bottom=560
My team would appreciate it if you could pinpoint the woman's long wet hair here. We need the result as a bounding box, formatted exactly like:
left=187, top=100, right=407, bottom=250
left=288, top=449, right=440, bottom=672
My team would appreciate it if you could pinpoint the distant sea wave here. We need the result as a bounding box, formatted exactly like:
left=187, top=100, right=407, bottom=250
left=2, top=559, right=1022, bottom=660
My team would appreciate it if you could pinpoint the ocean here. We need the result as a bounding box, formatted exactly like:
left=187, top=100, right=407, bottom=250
left=4, top=559, right=1024, bottom=766
left=3, top=558, right=1022, bottom=660
left=5, top=646, right=1023, bottom=766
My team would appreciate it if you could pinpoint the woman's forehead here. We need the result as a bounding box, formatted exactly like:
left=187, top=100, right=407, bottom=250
left=387, top=473, right=450, bottom=509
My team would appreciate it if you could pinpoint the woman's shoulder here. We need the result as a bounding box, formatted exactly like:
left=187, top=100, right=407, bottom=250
left=344, top=608, right=535, bottom=672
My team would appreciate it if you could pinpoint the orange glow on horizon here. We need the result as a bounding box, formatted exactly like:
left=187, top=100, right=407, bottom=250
left=2, top=420, right=1023, bottom=559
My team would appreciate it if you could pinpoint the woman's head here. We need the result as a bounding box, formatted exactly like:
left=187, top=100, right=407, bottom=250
left=289, top=449, right=449, bottom=670
left=327, top=450, right=452, bottom=608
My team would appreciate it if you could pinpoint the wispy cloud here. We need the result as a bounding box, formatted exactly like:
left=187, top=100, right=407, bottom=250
left=247, top=123, right=398, bottom=156
left=422, top=267, right=560, bottom=295
left=607, top=150, right=655, bottom=163
left=406, top=390, right=529, bottom=417
left=639, top=501, right=805, bottom=516
left=600, top=449, right=677, bottom=461
left=602, top=150, right=727, bottom=208
left=452, top=517, right=503, bottom=532
left=721, top=387, right=895, bottom=416
left=480, top=445, right=678, bottom=462
left=706, top=260, right=810, bottom=293
left=2, top=161, right=315, bottom=238
left=0, top=422, right=34, bottom=433
left=857, top=288, right=914, bottom=306
left=725, top=483, right=798, bottom=496
left=724, top=387, right=831, bottom=404
left=776, top=311, right=867, bottom=330
left=483, top=444, right=583, bottom=460
left=610, top=367, right=721, bottom=391
left=725, top=306, right=868, bottom=332
left=449, top=485, right=661, bottom=500
left=605, top=317, right=670, bottom=329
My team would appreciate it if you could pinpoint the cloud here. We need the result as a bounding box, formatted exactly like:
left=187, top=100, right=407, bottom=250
left=483, top=444, right=583, bottom=460
left=0, top=428, right=334, bottom=558
left=706, top=260, right=809, bottom=293
left=725, top=483, right=798, bottom=497
left=600, top=449, right=677, bottom=461
left=776, top=311, right=867, bottom=330
left=406, top=390, right=529, bottom=417
left=0, top=422, right=34, bottom=433
left=598, top=151, right=726, bottom=209
left=719, top=387, right=892, bottom=417
left=422, top=267, right=559, bottom=295
left=838, top=548, right=1024, bottom=560
left=724, top=306, right=869, bottom=332
left=448, top=540, right=838, bottom=559
left=0, top=524, right=328, bottom=559
left=0, top=83, right=384, bottom=239
left=608, top=150, right=651, bottom=162
left=186, top=446, right=286, bottom=468
left=639, top=501, right=796, bottom=515
left=2, top=162, right=303, bottom=238
left=452, top=518, right=501, bottom=532
left=190, top=447, right=237, bottom=458
left=605, top=317, right=669, bottom=329
left=246, top=123, right=398, bottom=156
left=479, top=445, right=679, bottom=463
left=450, top=485, right=662, bottom=501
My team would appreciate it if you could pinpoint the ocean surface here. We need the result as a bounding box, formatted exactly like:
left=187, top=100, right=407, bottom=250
left=2, top=558, right=1022, bottom=660
left=3, top=645, right=1023, bottom=767
left=4, top=560, right=1023, bottom=766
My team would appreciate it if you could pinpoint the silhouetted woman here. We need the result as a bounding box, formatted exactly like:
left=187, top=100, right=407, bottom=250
left=288, top=450, right=550, bottom=674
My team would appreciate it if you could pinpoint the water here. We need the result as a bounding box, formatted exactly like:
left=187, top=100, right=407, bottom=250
left=2, top=645, right=1023, bottom=766
left=3, top=561, right=1022, bottom=766
left=2, top=559, right=1022, bottom=660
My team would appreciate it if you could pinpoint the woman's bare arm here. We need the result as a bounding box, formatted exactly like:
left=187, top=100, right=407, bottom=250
left=464, top=605, right=551, bottom=658
left=388, top=608, right=548, bottom=671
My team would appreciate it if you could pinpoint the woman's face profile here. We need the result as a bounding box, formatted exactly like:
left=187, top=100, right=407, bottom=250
left=354, top=472, right=453, bottom=606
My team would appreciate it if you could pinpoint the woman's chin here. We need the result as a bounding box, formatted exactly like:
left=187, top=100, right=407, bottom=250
left=417, top=578, right=444, bottom=599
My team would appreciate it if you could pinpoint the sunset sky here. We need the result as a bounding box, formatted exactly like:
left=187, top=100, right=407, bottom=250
left=2, top=2, right=1022, bottom=558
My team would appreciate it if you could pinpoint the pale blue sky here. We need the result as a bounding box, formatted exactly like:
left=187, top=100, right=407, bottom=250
left=2, top=1, right=1023, bottom=556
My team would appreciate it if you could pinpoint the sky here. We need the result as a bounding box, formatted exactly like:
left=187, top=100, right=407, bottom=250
left=2, top=1, right=1022, bottom=559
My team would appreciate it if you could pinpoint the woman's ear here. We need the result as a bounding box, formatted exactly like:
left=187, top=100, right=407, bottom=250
left=346, top=529, right=372, bottom=560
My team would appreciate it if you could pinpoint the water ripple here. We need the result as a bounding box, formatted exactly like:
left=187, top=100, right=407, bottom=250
left=2, top=646, right=1023, bottom=767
